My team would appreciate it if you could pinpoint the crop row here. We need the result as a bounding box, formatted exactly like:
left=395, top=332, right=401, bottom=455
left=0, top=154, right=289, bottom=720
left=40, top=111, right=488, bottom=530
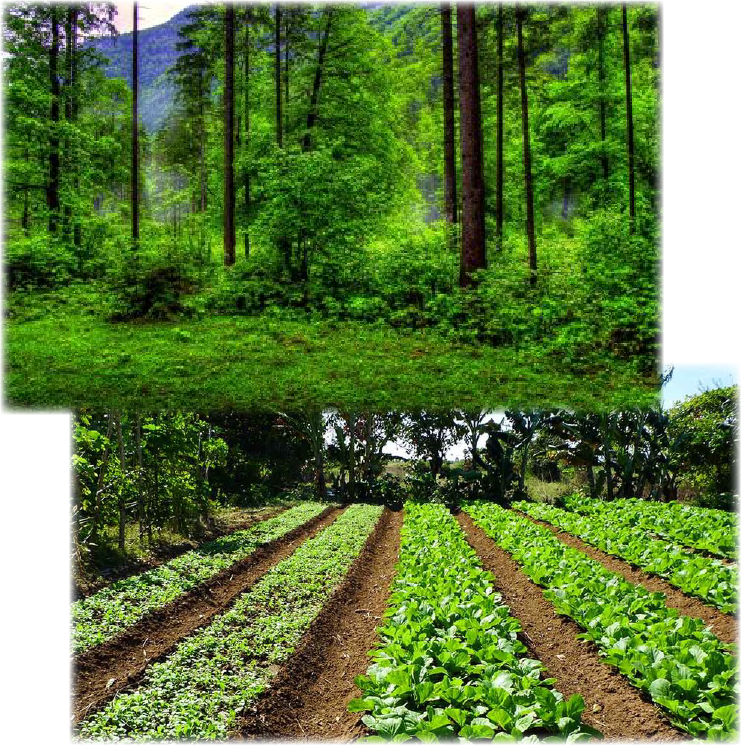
left=78, top=504, right=383, bottom=740
left=351, top=502, right=596, bottom=741
left=564, top=495, right=737, bottom=560
left=464, top=501, right=736, bottom=740
left=515, top=500, right=737, bottom=614
left=72, top=502, right=328, bottom=653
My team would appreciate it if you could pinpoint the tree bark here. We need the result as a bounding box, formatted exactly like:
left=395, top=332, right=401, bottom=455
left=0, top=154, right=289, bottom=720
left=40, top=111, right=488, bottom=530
left=136, top=413, right=144, bottom=543
left=456, top=4, right=486, bottom=288
left=603, top=414, right=614, bottom=501
left=621, top=4, right=635, bottom=233
left=116, top=413, right=126, bottom=554
left=586, top=463, right=596, bottom=498
left=496, top=3, right=504, bottom=252
left=596, top=6, right=609, bottom=185
left=62, top=7, right=73, bottom=241
left=244, top=8, right=251, bottom=258
left=516, top=4, right=537, bottom=286
left=223, top=4, right=236, bottom=266
left=659, top=0, right=664, bottom=73
left=47, top=7, right=60, bottom=234
left=275, top=5, right=282, bottom=149
left=93, top=415, right=115, bottom=547
left=303, top=10, right=332, bottom=152
left=132, top=2, right=139, bottom=246
left=441, top=4, right=457, bottom=234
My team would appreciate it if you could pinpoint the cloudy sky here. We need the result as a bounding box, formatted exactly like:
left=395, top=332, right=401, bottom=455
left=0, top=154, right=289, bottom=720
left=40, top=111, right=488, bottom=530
left=113, top=1, right=198, bottom=33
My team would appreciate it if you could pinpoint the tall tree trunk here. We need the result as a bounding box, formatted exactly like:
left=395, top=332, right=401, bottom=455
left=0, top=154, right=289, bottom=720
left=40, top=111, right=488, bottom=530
left=659, top=0, right=664, bottom=73
left=586, top=463, right=596, bottom=498
left=93, top=415, right=115, bottom=547
left=136, top=413, right=144, bottom=543
left=223, top=5, right=236, bottom=265
left=284, top=18, right=290, bottom=134
left=71, top=6, right=81, bottom=250
left=244, top=8, right=251, bottom=258
left=596, top=6, right=609, bottom=185
left=199, top=73, right=206, bottom=214
left=303, top=10, right=332, bottom=152
left=47, top=7, right=60, bottom=234
left=603, top=414, right=614, bottom=501
left=62, top=7, right=74, bottom=242
left=621, top=4, right=635, bottom=233
left=22, top=186, right=30, bottom=236
left=519, top=441, right=529, bottom=492
left=496, top=3, right=504, bottom=251
left=456, top=4, right=486, bottom=288
left=562, top=175, right=570, bottom=219
left=275, top=5, right=282, bottom=148
left=132, top=2, right=139, bottom=247
left=516, top=5, right=537, bottom=286
left=116, top=413, right=126, bottom=554
left=441, top=4, right=457, bottom=237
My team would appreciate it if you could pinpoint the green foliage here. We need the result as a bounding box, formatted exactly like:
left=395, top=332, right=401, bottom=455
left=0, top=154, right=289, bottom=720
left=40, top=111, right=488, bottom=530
left=515, top=500, right=737, bottom=613
left=668, top=386, right=738, bottom=501
left=78, top=504, right=382, bottom=740
left=107, top=233, right=207, bottom=320
left=465, top=501, right=737, bottom=740
left=352, top=502, right=597, bottom=741
left=564, top=495, right=738, bottom=560
left=71, top=502, right=327, bottom=652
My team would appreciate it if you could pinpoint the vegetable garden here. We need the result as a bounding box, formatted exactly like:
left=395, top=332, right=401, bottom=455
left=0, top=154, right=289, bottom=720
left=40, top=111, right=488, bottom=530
left=72, top=492, right=737, bottom=742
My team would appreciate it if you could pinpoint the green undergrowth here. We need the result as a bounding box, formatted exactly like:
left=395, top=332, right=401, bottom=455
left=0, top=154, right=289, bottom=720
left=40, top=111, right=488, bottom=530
left=351, top=502, right=598, bottom=741
left=5, top=309, right=657, bottom=411
left=515, top=500, right=737, bottom=613
left=77, top=504, right=383, bottom=740
left=464, top=501, right=737, bottom=740
left=72, top=502, right=327, bottom=652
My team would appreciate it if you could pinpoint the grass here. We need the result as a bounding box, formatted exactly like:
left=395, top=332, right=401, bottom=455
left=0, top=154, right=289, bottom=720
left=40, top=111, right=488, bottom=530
left=5, top=310, right=658, bottom=410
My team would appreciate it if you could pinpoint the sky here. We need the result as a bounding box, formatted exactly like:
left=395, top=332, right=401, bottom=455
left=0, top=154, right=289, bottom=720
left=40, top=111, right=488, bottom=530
left=113, top=1, right=198, bottom=34
left=662, top=365, right=737, bottom=409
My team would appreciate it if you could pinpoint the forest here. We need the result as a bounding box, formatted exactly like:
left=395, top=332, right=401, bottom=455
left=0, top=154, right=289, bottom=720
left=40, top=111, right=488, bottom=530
left=4, top=2, right=660, bottom=410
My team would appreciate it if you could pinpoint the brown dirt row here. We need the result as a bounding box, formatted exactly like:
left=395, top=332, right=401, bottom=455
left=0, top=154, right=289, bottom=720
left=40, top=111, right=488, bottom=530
left=72, top=506, right=342, bottom=727
left=645, top=533, right=736, bottom=567
left=237, top=506, right=403, bottom=741
left=73, top=506, right=287, bottom=599
left=517, top=511, right=737, bottom=646
left=456, top=511, right=686, bottom=742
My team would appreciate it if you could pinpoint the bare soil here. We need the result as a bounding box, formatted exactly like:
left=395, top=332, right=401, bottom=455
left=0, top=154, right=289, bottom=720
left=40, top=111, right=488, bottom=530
left=237, top=506, right=403, bottom=741
left=457, top=511, right=686, bottom=742
left=72, top=506, right=341, bottom=727
left=73, top=506, right=286, bottom=599
left=518, top=511, right=737, bottom=646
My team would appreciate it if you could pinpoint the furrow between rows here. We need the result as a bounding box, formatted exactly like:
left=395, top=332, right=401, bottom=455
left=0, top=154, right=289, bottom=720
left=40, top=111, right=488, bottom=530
left=73, top=505, right=342, bottom=726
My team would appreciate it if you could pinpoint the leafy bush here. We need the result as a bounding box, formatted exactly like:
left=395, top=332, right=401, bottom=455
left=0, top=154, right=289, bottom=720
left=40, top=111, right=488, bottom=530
left=108, top=236, right=202, bottom=320
left=5, top=235, right=76, bottom=289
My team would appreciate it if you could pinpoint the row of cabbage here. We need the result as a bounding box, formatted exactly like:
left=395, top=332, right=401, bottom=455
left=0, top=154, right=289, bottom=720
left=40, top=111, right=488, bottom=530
left=464, top=501, right=736, bottom=740
left=563, top=495, right=737, bottom=559
left=72, top=502, right=328, bottom=652
left=515, top=500, right=737, bottom=614
left=78, top=504, right=383, bottom=740
left=350, top=503, right=597, bottom=741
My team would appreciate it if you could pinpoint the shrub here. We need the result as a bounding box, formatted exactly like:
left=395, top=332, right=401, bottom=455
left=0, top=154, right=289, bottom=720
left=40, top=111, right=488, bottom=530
left=108, top=237, right=201, bottom=321
left=5, top=235, right=75, bottom=289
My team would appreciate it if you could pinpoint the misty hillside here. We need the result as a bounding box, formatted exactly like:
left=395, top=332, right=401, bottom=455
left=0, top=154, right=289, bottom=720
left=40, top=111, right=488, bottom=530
left=86, top=5, right=196, bottom=131
left=87, top=3, right=406, bottom=132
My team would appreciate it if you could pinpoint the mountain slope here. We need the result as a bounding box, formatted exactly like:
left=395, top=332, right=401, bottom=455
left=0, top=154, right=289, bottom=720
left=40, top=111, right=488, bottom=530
left=88, top=5, right=197, bottom=131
